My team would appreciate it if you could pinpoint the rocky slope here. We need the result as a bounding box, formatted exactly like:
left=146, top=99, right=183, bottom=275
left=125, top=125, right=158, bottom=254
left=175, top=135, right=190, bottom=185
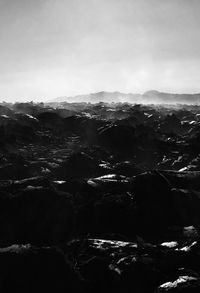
left=0, top=101, right=200, bottom=292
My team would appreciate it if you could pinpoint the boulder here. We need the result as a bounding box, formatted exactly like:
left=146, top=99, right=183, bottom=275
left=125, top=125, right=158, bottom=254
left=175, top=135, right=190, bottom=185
left=0, top=244, right=85, bottom=293
left=57, top=152, right=101, bottom=179
left=98, top=124, right=135, bottom=151
left=0, top=187, right=74, bottom=246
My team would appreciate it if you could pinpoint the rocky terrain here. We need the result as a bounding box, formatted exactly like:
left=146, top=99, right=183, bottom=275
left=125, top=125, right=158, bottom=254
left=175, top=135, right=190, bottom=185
left=1, top=101, right=200, bottom=292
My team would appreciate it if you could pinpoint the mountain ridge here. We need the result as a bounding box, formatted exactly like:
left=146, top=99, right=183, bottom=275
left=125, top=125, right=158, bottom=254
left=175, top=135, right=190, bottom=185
left=51, top=90, right=200, bottom=104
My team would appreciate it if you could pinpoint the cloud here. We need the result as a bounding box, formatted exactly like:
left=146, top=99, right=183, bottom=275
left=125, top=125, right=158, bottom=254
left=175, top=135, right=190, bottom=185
left=0, top=0, right=200, bottom=100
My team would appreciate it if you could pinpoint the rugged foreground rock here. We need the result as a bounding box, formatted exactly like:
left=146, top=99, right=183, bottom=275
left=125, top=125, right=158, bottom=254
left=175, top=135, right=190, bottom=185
left=1, top=102, right=200, bottom=292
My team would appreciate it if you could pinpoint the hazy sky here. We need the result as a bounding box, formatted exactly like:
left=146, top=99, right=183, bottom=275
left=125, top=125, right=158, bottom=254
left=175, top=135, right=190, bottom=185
left=0, top=0, right=200, bottom=101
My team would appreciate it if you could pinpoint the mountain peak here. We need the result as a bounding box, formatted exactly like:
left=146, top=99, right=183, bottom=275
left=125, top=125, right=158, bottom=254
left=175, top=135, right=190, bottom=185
left=52, top=91, right=200, bottom=104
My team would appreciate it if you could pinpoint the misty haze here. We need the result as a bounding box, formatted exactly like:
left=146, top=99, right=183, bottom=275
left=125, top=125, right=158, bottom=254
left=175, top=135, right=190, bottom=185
left=1, top=1, right=200, bottom=293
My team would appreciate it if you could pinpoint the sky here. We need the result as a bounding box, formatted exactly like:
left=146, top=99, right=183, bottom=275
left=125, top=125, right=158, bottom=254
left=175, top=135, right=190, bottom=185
left=0, top=0, right=200, bottom=101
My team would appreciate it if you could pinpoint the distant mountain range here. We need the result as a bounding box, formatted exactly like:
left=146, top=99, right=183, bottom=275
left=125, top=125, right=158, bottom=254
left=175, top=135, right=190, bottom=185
left=52, top=90, right=200, bottom=104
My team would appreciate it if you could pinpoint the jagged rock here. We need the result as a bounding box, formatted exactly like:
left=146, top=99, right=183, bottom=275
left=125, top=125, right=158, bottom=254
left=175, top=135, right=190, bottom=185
left=155, top=276, right=200, bottom=293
